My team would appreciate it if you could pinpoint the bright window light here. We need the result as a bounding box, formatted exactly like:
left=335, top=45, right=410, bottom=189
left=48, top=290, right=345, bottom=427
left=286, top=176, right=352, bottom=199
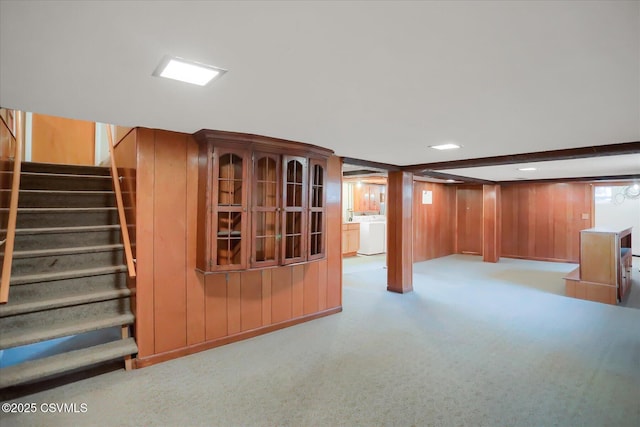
left=429, top=143, right=461, bottom=150
left=518, top=167, right=537, bottom=171
left=153, top=56, right=226, bottom=86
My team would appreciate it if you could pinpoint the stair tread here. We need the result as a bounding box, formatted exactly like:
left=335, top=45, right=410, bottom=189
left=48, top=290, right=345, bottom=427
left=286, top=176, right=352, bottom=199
left=0, top=338, right=137, bottom=388
left=20, top=161, right=111, bottom=174
left=10, top=265, right=128, bottom=286
left=1, top=189, right=115, bottom=194
left=9, top=207, right=118, bottom=212
left=0, top=288, right=131, bottom=318
left=0, top=313, right=135, bottom=349
left=20, top=171, right=112, bottom=180
left=11, top=225, right=121, bottom=235
left=12, top=244, right=124, bottom=258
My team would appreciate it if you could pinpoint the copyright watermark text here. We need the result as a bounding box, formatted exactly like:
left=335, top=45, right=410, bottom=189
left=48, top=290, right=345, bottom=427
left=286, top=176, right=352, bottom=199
left=2, top=402, right=88, bottom=414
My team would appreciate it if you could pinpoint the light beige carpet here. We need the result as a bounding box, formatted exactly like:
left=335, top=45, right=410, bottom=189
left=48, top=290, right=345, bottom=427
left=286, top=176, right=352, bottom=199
left=2, top=255, right=639, bottom=426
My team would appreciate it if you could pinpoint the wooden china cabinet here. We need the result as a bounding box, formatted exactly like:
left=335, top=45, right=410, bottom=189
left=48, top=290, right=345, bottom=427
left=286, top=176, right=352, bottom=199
left=195, top=130, right=331, bottom=273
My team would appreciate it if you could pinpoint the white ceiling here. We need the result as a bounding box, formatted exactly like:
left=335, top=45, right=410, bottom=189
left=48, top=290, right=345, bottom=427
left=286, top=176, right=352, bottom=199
left=1, top=1, right=639, bottom=178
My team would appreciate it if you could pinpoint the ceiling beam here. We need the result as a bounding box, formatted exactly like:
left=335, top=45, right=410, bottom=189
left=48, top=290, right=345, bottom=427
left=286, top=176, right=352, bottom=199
left=403, top=141, right=640, bottom=171
left=418, top=170, right=496, bottom=185
left=342, top=157, right=401, bottom=172
left=500, top=173, right=640, bottom=185
left=343, top=169, right=385, bottom=177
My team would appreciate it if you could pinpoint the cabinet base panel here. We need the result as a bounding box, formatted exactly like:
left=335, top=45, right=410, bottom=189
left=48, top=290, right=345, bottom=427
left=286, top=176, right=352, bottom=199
left=565, top=277, right=617, bottom=305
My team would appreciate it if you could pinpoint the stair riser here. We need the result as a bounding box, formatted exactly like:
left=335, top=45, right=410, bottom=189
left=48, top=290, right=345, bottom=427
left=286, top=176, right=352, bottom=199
left=20, top=163, right=111, bottom=176
left=2, top=274, right=128, bottom=315
left=0, top=273, right=129, bottom=317
left=20, top=174, right=113, bottom=191
left=8, top=270, right=127, bottom=292
left=17, top=191, right=116, bottom=208
left=0, top=337, right=138, bottom=389
left=0, top=297, right=132, bottom=337
left=14, top=230, right=122, bottom=251
left=16, top=210, right=119, bottom=228
left=10, top=248, right=125, bottom=276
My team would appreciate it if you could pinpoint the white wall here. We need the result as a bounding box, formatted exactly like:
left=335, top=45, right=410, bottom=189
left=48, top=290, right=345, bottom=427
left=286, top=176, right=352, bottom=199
left=94, top=123, right=110, bottom=166
left=594, top=185, right=640, bottom=255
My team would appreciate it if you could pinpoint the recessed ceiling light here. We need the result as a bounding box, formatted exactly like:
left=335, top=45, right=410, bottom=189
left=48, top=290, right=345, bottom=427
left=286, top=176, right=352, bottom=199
left=518, top=167, right=537, bottom=171
left=153, top=55, right=227, bottom=86
left=446, top=179, right=456, bottom=183
left=429, top=143, right=461, bottom=150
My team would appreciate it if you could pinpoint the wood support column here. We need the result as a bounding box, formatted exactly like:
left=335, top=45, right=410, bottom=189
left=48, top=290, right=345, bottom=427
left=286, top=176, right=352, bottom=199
left=483, top=184, right=501, bottom=263
left=387, top=171, right=413, bottom=293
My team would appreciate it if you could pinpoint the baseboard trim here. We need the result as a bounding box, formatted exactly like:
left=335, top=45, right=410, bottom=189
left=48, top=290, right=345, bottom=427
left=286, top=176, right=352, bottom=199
left=501, top=254, right=578, bottom=264
left=134, top=306, right=343, bottom=369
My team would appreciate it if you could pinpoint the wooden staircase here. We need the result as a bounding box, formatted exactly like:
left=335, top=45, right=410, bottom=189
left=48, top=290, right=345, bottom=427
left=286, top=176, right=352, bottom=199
left=0, top=162, right=136, bottom=389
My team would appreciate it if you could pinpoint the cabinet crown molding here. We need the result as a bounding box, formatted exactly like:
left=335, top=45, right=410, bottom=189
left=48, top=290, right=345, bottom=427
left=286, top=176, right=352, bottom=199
left=194, top=129, right=334, bottom=159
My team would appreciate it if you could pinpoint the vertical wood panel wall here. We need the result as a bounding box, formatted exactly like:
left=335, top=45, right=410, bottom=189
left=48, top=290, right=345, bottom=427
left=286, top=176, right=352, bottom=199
left=31, top=114, right=95, bottom=165
left=412, top=182, right=456, bottom=262
left=482, top=184, right=501, bottom=263
left=134, top=129, right=342, bottom=367
left=456, top=186, right=483, bottom=255
left=501, top=182, right=593, bottom=263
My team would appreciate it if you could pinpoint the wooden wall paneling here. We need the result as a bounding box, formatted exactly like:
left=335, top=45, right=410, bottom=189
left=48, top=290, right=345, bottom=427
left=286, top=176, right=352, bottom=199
left=261, top=269, right=272, bottom=326
left=412, top=182, right=456, bottom=262
left=153, top=131, right=188, bottom=353
left=456, top=186, right=483, bottom=255
left=442, top=186, right=456, bottom=256
left=482, top=184, right=501, bottom=263
left=0, top=114, right=12, bottom=160
left=500, top=185, right=517, bottom=257
left=500, top=183, right=593, bottom=263
left=317, top=258, right=328, bottom=311
left=134, top=128, right=155, bottom=357
left=412, top=182, right=428, bottom=261
left=326, top=156, right=342, bottom=307
left=241, top=270, right=263, bottom=331
left=533, top=184, right=551, bottom=259
left=115, top=126, right=134, bottom=144
left=292, top=264, right=304, bottom=318
left=552, top=184, right=568, bottom=260
left=525, top=186, right=536, bottom=257
left=31, top=113, right=95, bottom=165
left=205, top=273, right=228, bottom=340
left=186, top=136, right=205, bottom=345
left=387, top=171, right=413, bottom=293
left=271, top=267, right=293, bottom=323
left=227, top=272, right=241, bottom=334
left=303, top=261, right=319, bottom=315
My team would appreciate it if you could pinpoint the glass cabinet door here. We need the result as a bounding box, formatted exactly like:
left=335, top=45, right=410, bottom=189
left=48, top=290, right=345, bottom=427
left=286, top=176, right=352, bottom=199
left=212, top=149, right=247, bottom=270
left=308, top=159, right=326, bottom=260
left=252, top=153, right=280, bottom=267
left=282, top=156, right=307, bottom=264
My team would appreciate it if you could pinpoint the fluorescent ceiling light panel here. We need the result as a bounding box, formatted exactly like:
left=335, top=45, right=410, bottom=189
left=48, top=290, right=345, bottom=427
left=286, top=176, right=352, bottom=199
left=153, top=56, right=226, bottom=86
left=429, top=143, right=461, bottom=150
left=518, top=167, right=537, bottom=171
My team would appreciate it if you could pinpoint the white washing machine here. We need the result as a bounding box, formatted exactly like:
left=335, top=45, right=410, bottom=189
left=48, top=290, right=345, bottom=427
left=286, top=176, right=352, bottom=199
left=357, top=221, right=386, bottom=255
